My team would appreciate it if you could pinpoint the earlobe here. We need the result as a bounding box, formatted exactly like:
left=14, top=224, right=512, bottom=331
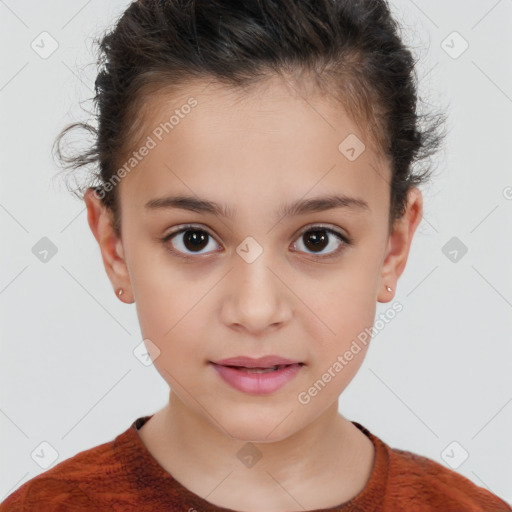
left=84, top=187, right=134, bottom=302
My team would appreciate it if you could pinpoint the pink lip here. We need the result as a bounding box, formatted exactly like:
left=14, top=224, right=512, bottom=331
left=210, top=362, right=304, bottom=395
left=212, top=355, right=303, bottom=368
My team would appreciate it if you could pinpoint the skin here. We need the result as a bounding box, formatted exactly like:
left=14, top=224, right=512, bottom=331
left=85, top=75, right=423, bottom=511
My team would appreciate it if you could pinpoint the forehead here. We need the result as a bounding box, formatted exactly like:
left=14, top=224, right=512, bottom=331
left=118, top=76, right=391, bottom=217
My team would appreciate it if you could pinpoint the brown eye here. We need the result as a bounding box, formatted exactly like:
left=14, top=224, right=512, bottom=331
left=292, top=226, right=349, bottom=258
left=163, top=225, right=220, bottom=257
left=303, top=229, right=329, bottom=252
left=181, top=229, right=209, bottom=252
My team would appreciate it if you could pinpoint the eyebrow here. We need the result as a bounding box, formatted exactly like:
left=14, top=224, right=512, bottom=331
left=144, top=193, right=370, bottom=219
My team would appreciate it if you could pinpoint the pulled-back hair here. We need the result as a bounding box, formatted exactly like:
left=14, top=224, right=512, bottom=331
left=53, top=0, right=447, bottom=237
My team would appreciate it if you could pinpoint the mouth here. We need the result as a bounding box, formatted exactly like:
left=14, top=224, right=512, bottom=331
left=210, top=355, right=305, bottom=369
left=209, top=360, right=305, bottom=395
left=210, top=362, right=304, bottom=373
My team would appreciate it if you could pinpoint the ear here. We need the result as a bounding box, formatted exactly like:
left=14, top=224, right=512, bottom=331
left=377, top=187, right=423, bottom=303
left=84, top=188, right=133, bottom=303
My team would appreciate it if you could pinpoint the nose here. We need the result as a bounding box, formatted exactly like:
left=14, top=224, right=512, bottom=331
left=219, top=249, right=292, bottom=335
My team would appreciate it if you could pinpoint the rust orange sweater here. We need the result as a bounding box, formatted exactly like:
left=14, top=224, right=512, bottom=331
left=1, top=415, right=510, bottom=511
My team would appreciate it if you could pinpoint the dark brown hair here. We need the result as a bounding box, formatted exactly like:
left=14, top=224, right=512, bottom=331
left=53, top=0, right=447, bottom=237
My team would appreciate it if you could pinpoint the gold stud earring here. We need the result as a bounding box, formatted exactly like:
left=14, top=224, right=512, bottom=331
left=117, top=288, right=134, bottom=303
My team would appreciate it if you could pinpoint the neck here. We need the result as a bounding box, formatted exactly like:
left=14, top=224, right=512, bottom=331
left=137, top=389, right=375, bottom=510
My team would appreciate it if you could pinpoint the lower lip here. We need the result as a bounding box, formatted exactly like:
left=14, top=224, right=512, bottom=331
left=210, top=363, right=303, bottom=395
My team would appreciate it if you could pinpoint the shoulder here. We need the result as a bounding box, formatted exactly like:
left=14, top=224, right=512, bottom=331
left=353, top=422, right=511, bottom=512
left=384, top=443, right=511, bottom=511
left=0, top=434, right=127, bottom=511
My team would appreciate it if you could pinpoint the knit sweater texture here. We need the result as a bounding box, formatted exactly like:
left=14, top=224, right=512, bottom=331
left=1, top=415, right=510, bottom=511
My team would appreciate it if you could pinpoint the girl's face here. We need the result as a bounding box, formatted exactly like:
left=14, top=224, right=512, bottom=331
left=88, top=76, right=422, bottom=442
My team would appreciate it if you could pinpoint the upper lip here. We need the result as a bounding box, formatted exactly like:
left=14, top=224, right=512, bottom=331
left=211, top=356, right=304, bottom=368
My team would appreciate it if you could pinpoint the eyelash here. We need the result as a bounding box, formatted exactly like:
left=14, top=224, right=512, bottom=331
left=159, top=223, right=352, bottom=262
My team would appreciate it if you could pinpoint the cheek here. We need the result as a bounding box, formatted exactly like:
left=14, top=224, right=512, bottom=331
left=300, top=271, right=377, bottom=391
left=300, top=331, right=372, bottom=409
left=130, top=258, right=211, bottom=368
left=302, top=265, right=378, bottom=337
left=135, top=285, right=206, bottom=357
left=126, top=241, right=195, bottom=336
left=146, top=318, right=207, bottom=394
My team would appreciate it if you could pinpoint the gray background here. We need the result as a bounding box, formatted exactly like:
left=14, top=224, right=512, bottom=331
left=1, top=0, right=511, bottom=504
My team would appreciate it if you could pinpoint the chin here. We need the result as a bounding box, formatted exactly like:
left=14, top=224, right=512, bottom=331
left=210, top=409, right=299, bottom=444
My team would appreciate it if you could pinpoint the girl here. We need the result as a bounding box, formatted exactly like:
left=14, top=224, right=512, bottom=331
left=2, top=0, right=510, bottom=510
